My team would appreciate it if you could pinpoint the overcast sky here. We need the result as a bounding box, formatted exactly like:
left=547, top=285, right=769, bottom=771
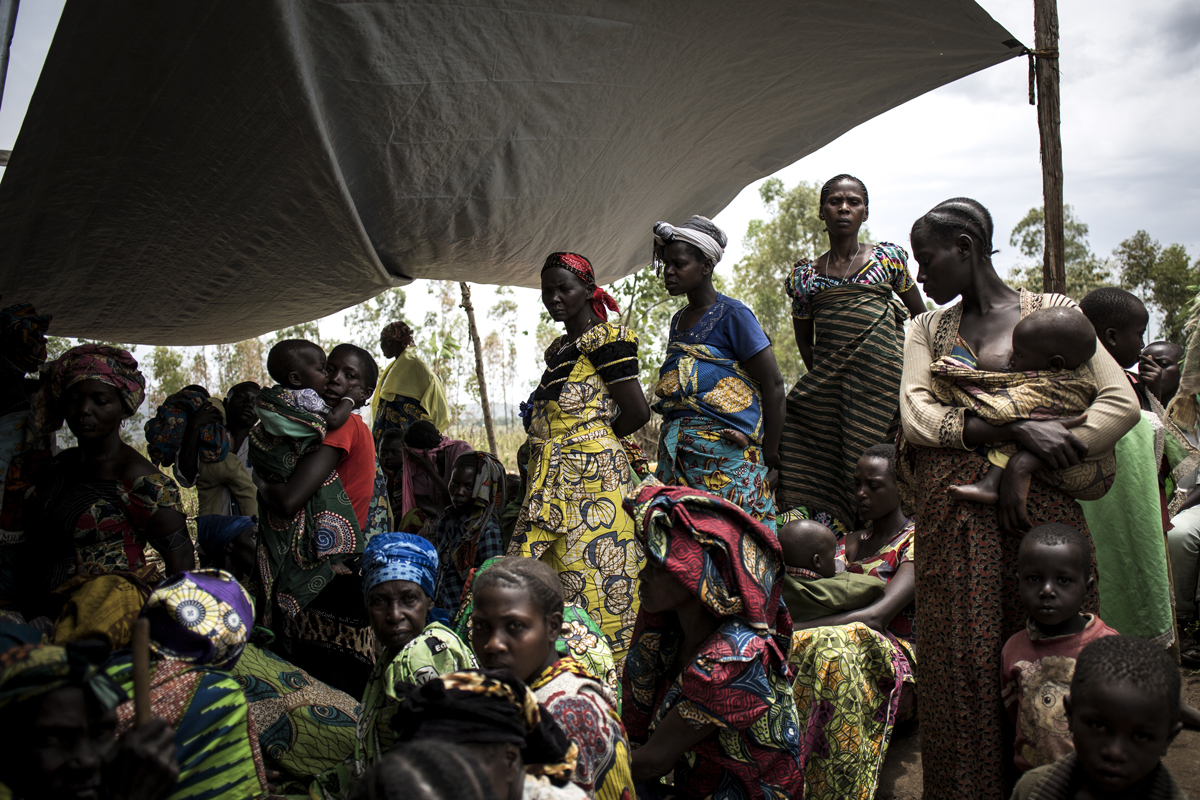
left=3, top=0, right=1197, bottom=390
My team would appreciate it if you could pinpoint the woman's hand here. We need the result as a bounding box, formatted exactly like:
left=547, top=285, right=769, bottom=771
left=1011, top=416, right=1088, bottom=470
left=103, top=717, right=178, bottom=800
left=997, top=450, right=1042, bottom=536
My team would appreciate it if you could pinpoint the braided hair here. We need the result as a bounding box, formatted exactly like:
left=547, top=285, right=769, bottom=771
left=474, top=557, right=564, bottom=620
left=348, top=741, right=496, bottom=800
left=911, top=197, right=997, bottom=260
left=820, top=174, right=869, bottom=207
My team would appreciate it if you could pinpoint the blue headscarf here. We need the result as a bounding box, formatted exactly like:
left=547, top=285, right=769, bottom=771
left=196, top=514, right=256, bottom=558
left=361, top=532, right=439, bottom=605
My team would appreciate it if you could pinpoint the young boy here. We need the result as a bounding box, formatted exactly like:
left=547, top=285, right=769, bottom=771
left=1011, top=635, right=1188, bottom=800
left=934, top=306, right=1099, bottom=505
left=1001, top=523, right=1118, bottom=772
left=266, top=338, right=356, bottom=429
left=431, top=451, right=506, bottom=619
left=777, top=516, right=886, bottom=623
left=377, top=428, right=406, bottom=520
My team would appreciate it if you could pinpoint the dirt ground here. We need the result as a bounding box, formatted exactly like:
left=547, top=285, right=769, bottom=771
left=873, top=666, right=1200, bottom=800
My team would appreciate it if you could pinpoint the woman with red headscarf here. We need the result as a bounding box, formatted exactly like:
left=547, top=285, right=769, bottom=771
left=508, top=252, right=650, bottom=665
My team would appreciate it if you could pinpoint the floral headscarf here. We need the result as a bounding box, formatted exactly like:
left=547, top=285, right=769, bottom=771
left=361, top=531, right=439, bottom=603
left=0, top=300, right=52, bottom=377
left=141, top=569, right=254, bottom=670
left=541, top=252, right=620, bottom=322
left=381, top=321, right=415, bottom=352
left=144, top=388, right=233, bottom=466
left=0, top=642, right=125, bottom=712
left=28, top=344, right=146, bottom=443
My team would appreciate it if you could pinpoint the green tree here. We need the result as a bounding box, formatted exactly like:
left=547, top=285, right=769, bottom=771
left=488, top=287, right=521, bottom=428
left=212, top=338, right=270, bottom=396
left=343, top=288, right=408, bottom=362
left=1114, top=231, right=1200, bottom=344
left=610, top=266, right=678, bottom=388
left=147, top=346, right=188, bottom=408
left=1009, top=206, right=1114, bottom=300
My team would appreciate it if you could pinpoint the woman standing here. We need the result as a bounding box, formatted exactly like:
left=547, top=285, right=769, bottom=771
left=778, top=175, right=926, bottom=533
left=508, top=252, right=650, bottom=663
left=899, top=198, right=1138, bottom=799
left=372, top=321, right=449, bottom=445
left=652, top=216, right=785, bottom=528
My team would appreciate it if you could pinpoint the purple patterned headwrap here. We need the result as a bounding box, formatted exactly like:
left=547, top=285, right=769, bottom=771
left=141, top=569, right=254, bottom=670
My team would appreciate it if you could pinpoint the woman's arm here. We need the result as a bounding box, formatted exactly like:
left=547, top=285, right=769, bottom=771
left=630, top=706, right=718, bottom=783
left=145, top=506, right=195, bottom=575
left=898, top=286, right=927, bottom=319
left=899, top=316, right=967, bottom=449
left=259, top=444, right=342, bottom=518
left=793, top=318, right=814, bottom=372
left=404, top=446, right=451, bottom=500
left=793, top=561, right=915, bottom=632
left=609, top=379, right=651, bottom=438
left=742, top=346, right=786, bottom=470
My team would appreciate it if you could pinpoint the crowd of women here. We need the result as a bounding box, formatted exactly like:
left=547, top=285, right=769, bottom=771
left=0, top=173, right=1195, bottom=800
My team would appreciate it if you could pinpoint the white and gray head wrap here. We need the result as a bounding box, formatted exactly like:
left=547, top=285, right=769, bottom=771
left=652, top=215, right=727, bottom=273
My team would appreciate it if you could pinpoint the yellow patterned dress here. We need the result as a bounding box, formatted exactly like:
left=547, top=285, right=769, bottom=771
left=509, top=323, right=643, bottom=662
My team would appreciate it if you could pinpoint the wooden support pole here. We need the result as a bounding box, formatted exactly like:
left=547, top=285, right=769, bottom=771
left=1034, top=0, right=1065, bottom=295
left=459, top=282, right=498, bottom=456
left=0, top=0, right=18, bottom=114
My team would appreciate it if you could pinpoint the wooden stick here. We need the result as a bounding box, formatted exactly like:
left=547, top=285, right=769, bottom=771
left=459, top=281, right=499, bottom=456
left=132, top=617, right=151, bottom=727
left=1034, top=0, right=1065, bottom=295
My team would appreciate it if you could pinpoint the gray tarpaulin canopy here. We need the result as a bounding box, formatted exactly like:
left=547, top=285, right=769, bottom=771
left=0, top=0, right=1021, bottom=345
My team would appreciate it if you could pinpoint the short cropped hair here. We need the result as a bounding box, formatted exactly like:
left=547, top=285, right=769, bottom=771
left=473, top=557, right=564, bottom=620
left=404, top=420, right=443, bottom=449
left=1079, top=287, right=1146, bottom=335
left=329, top=343, right=379, bottom=394
left=379, top=428, right=405, bottom=446
left=860, top=442, right=896, bottom=475
left=1072, top=635, right=1181, bottom=720
left=1016, top=307, right=1097, bottom=368
left=1021, top=522, right=1091, bottom=575
left=266, top=339, right=324, bottom=386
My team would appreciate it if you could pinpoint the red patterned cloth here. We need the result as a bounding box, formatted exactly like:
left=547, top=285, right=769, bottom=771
left=836, top=518, right=916, bottom=641
left=541, top=252, right=620, bottom=322
left=28, top=344, right=146, bottom=445
left=621, top=483, right=802, bottom=799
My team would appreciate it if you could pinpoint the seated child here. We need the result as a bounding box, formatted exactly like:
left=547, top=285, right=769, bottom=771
left=1010, top=635, right=1187, bottom=800
left=377, top=428, right=406, bottom=519
left=931, top=306, right=1103, bottom=504
left=266, top=338, right=356, bottom=430
left=777, top=517, right=885, bottom=623
left=431, top=451, right=506, bottom=619
left=1001, top=523, right=1117, bottom=772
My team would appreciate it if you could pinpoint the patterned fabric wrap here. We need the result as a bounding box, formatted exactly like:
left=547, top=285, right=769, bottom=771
left=655, top=415, right=775, bottom=528
left=144, top=388, right=233, bottom=467
left=142, top=569, right=255, bottom=670
left=510, top=323, right=643, bottom=663
left=361, top=531, right=438, bottom=603
left=106, top=655, right=270, bottom=800
left=903, top=444, right=1098, bottom=800
left=452, top=556, right=620, bottom=696
left=392, top=668, right=580, bottom=783
left=929, top=356, right=1114, bottom=500
left=355, top=621, right=477, bottom=774
left=432, top=451, right=506, bottom=615
left=531, top=657, right=634, bottom=800
left=834, top=518, right=917, bottom=640
left=371, top=348, right=450, bottom=437
left=400, top=436, right=474, bottom=520
left=250, top=385, right=362, bottom=618
left=27, top=344, right=146, bottom=443
left=52, top=567, right=155, bottom=650
left=0, top=642, right=125, bottom=712
left=380, top=321, right=414, bottom=351
left=0, top=301, right=51, bottom=376
left=621, top=482, right=802, bottom=799
left=230, top=643, right=360, bottom=786
left=542, top=252, right=620, bottom=322
left=790, top=623, right=916, bottom=800
left=366, top=459, right=394, bottom=537
left=653, top=340, right=764, bottom=442
left=196, top=514, right=255, bottom=558
left=779, top=247, right=912, bottom=527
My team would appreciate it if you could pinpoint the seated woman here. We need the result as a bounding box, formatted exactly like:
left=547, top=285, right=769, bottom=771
left=354, top=531, right=476, bottom=776
left=19, top=345, right=194, bottom=610
left=397, top=420, right=474, bottom=534
left=0, top=641, right=180, bottom=800
left=391, top=669, right=586, bottom=800
left=622, top=482, right=802, bottom=799
left=788, top=443, right=916, bottom=800
left=471, top=556, right=635, bottom=800
left=372, top=321, right=450, bottom=445
left=432, top=451, right=506, bottom=618
left=105, top=569, right=271, bottom=800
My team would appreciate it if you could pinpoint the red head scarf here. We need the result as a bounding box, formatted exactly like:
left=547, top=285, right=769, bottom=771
left=541, top=252, right=620, bottom=322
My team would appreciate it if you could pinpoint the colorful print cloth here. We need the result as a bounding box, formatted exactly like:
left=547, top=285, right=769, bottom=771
left=142, top=569, right=254, bottom=670
left=0, top=642, right=124, bottom=712
left=0, top=300, right=51, bottom=376
left=371, top=349, right=450, bottom=438
left=432, top=451, right=506, bottom=617
left=106, top=655, right=270, bottom=800
left=231, top=642, right=360, bottom=789
left=779, top=244, right=913, bottom=527
left=250, top=385, right=362, bottom=618
left=531, top=657, right=634, bottom=800
left=52, top=567, right=155, bottom=650
left=509, top=322, right=643, bottom=662
left=835, top=518, right=916, bottom=640
left=361, top=531, right=438, bottom=601
left=622, top=483, right=802, bottom=799
left=144, top=387, right=233, bottom=467
left=26, top=344, right=145, bottom=444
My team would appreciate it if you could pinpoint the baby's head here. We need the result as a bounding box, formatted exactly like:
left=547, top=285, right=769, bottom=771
left=1079, top=287, right=1149, bottom=369
left=1009, top=307, right=1097, bottom=373
left=1016, top=523, right=1092, bottom=634
left=1067, top=635, right=1183, bottom=793
left=267, top=339, right=328, bottom=393
left=778, top=519, right=837, bottom=579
